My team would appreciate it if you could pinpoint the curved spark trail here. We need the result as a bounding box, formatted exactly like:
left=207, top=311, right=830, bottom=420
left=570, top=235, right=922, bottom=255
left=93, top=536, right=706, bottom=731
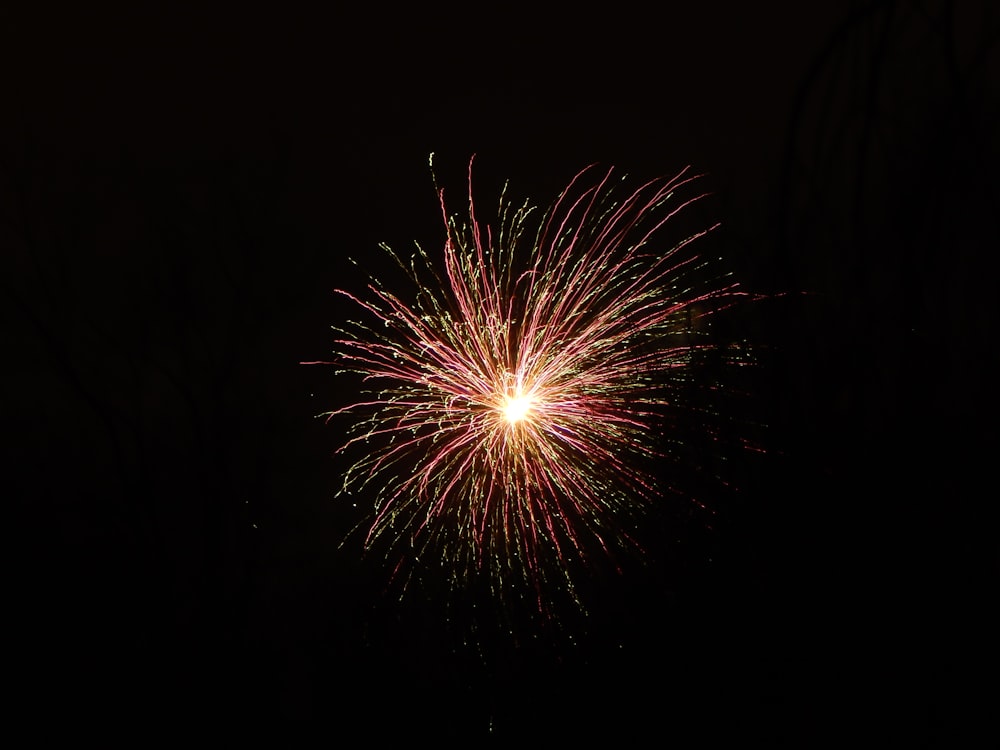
left=310, top=156, right=755, bottom=612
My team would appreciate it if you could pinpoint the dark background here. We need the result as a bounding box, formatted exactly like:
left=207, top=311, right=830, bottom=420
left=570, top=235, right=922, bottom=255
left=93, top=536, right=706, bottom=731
left=4, top=1, right=997, bottom=743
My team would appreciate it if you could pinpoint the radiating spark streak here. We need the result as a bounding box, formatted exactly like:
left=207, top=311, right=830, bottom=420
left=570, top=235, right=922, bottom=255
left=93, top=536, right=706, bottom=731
left=312, top=155, right=755, bottom=611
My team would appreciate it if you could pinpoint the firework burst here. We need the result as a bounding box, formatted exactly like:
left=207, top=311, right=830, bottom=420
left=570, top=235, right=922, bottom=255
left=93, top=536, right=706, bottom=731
left=311, top=156, right=754, bottom=613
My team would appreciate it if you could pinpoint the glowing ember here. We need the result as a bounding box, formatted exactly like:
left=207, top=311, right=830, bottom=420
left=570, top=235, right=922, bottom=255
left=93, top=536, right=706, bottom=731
left=502, top=390, right=534, bottom=424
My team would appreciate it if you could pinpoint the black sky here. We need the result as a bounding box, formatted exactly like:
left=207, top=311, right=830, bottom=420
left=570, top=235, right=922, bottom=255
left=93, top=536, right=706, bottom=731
left=4, top=1, right=998, bottom=744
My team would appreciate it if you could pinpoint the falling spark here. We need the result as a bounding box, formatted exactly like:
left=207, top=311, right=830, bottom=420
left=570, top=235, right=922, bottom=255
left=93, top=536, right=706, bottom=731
left=308, top=155, right=757, bottom=613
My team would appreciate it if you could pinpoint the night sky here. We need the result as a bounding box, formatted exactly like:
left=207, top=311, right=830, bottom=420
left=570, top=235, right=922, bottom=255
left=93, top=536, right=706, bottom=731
left=5, top=1, right=997, bottom=743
